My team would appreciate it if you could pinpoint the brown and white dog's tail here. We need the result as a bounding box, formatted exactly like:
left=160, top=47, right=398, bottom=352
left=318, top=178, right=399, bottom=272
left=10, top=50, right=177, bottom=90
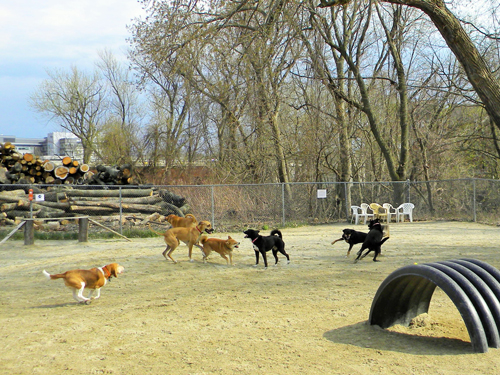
left=43, top=270, right=64, bottom=280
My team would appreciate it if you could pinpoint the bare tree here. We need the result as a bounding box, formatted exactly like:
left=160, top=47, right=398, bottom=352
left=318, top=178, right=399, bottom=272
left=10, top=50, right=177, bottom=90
left=319, top=0, right=500, bottom=135
left=30, top=66, right=106, bottom=163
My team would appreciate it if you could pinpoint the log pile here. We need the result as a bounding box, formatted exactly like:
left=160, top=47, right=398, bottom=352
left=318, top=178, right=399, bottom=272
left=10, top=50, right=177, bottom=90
left=0, top=187, right=189, bottom=227
left=0, top=142, right=133, bottom=185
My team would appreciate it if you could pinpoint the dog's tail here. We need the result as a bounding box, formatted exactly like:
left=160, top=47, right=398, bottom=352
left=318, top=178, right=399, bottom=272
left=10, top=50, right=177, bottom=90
left=148, top=223, right=164, bottom=236
left=185, top=214, right=197, bottom=221
left=199, top=234, right=209, bottom=245
left=379, top=237, right=390, bottom=246
left=43, top=270, right=64, bottom=280
left=270, top=229, right=282, bottom=239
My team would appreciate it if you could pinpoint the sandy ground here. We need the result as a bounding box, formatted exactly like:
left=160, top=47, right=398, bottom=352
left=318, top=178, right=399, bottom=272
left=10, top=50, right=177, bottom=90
left=2, top=221, right=500, bottom=374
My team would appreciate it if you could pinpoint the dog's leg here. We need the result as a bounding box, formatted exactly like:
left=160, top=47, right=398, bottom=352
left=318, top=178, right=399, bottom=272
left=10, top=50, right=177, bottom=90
left=167, top=248, right=178, bottom=263
left=354, top=248, right=365, bottom=263
left=254, top=250, right=260, bottom=266
left=278, top=247, right=290, bottom=264
left=76, top=283, right=90, bottom=303
left=162, top=245, right=171, bottom=260
left=261, top=251, right=269, bottom=268
left=331, top=238, right=342, bottom=245
left=92, top=288, right=101, bottom=299
left=346, top=243, right=354, bottom=257
left=272, top=250, right=279, bottom=266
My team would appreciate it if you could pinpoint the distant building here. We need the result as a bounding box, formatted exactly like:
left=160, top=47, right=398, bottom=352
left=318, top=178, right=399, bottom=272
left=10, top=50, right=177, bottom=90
left=45, top=132, right=84, bottom=161
left=0, top=132, right=84, bottom=162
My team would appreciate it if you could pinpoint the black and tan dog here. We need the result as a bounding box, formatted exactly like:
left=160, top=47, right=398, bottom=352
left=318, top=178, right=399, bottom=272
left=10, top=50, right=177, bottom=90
left=354, top=218, right=389, bottom=262
left=243, top=229, right=290, bottom=268
left=149, top=221, right=214, bottom=263
left=331, top=229, right=367, bottom=257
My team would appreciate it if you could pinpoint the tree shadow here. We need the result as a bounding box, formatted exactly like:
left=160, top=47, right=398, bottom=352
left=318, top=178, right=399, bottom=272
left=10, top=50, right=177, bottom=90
left=324, top=321, right=474, bottom=355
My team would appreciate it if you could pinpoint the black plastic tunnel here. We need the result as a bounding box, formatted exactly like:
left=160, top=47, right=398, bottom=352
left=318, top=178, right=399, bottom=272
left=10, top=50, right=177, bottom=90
left=369, top=259, right=500, bottom=353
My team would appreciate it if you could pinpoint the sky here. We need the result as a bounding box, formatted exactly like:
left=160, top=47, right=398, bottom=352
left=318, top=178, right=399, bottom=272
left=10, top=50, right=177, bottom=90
left=0, top=1, right=146, bottom=139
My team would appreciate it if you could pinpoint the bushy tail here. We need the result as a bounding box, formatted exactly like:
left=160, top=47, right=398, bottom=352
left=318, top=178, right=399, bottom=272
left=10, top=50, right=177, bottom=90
left=148, top=223, right=164, bottom=236
left=270, top=229, right=282, bottom=239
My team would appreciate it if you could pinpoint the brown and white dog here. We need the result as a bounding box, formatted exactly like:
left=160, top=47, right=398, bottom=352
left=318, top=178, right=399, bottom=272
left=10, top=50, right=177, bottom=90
left=43, top=263, right=124, bottom=304
left=166, top=213, right=197, bottom=228
left=200, top=235, right=240, bottom=265
left=149, top=221, right=214, bottom=263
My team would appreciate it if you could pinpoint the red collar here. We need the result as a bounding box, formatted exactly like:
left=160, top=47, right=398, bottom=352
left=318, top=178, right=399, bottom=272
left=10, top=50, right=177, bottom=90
left=252, top=238, right=258, bottom=243
left=196, top=226, right=202, bottom=233
left=101, top=266, right=111, bottom=278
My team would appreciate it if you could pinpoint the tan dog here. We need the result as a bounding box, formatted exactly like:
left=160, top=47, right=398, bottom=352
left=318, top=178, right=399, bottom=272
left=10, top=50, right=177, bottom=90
left=149, top=221, right=214, bottom=263
left=43, top=263, right=124, bottom=304
left=166, top=213, right=197, bottom=228
left=200, top=235, right=240, bottom=265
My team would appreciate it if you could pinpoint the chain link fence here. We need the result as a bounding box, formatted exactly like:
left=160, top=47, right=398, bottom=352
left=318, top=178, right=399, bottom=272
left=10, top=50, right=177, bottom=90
left=1, top=178, right=499, bottom=237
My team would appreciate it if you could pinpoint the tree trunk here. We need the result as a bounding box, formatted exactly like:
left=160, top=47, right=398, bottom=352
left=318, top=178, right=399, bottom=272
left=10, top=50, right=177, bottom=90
left=320, top=0, right=500, bottom=132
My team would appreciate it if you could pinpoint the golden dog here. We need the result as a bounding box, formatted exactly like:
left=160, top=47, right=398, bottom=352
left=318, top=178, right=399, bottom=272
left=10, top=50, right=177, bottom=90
left=149, top=221, right=214, bottom=263
left=166, top=213, right=197, bottom=228
left=200, top=235, right=240, bottom=265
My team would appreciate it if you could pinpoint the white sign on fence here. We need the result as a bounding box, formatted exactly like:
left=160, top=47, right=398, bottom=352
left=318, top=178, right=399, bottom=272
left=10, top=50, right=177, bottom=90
left=317, top=189, right=327, bottom=199
left=35, top=194, right=45, bottom=202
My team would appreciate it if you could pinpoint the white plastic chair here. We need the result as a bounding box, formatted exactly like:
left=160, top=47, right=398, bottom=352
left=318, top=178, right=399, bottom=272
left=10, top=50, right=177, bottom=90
left=396, top=203, right=415, bottom=222
left=350, top=205, right=362, bottom=225
left=360, top=203, right=375, bottom=224
left=382, top=203, right=397, bottom=223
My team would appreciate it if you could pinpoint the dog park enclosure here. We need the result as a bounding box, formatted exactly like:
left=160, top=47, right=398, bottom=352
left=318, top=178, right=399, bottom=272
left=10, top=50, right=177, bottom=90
left=1, top=179, right=499, bottom=236
left=2, top=221, right=500, bottom=374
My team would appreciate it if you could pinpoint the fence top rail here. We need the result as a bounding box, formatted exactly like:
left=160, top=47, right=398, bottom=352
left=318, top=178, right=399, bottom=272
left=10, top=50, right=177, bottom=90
left=2, top=177, right=498, bottom=190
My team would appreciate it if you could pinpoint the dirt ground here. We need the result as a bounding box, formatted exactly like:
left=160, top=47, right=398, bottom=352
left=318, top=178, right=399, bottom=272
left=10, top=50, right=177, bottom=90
left=2, top=221, right=500, bottom=374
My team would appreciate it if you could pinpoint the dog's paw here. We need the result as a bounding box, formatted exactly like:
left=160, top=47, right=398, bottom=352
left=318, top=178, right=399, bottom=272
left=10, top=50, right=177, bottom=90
left=287, top=260, right=291, bottom=264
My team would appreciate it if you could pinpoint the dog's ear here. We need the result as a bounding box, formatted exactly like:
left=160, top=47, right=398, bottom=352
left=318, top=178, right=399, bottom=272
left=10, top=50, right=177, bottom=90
left=108, top=263, right=124, bottom=277
left=228, top=236, right=232, bottom=239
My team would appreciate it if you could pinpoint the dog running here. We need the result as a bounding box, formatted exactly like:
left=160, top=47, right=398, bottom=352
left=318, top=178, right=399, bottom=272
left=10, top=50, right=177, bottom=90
left=331, top=228, right=367, bottom=257
left=243, top=229, right=290, bottom=268
left=43, top=263, right=124, bottom=304
left=354, top=218, right=389, bottom=262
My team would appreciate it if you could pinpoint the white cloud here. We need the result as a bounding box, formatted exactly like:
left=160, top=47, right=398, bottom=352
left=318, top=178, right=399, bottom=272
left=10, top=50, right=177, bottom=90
left=0, top=1, right=145, bottom=64
left=0, top=1, right=146, bottom=138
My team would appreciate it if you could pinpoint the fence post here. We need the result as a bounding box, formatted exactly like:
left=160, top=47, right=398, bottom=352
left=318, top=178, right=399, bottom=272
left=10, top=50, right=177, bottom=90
left=282, top=183, right=286, bottom=227
left=473, top=178, right=477, bottom=222
left=24, top=219, right=34, bottom=245
left=119, top=187, right=123, bottom=235
left=78, top=217, right=89, bottom=242
left=343, top=182, right=349, bottom=223
left=211, top=185, right=215, bottom=227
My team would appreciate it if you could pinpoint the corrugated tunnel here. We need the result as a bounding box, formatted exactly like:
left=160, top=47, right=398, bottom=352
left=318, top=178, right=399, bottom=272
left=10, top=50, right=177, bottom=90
left=369, top=259, right=500, bottom=353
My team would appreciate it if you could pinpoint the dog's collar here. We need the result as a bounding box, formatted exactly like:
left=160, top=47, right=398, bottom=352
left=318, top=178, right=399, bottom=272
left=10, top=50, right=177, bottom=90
left=196, top=226, right=202, bottom=233
left=252, top=237, right=259, bottom=243
left=101, top=266, right=111, bottom=278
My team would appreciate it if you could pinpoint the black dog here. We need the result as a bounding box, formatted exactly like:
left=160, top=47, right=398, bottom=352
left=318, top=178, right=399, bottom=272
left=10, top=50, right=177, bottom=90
left=243, top=229, right=290, bottom=268
left=331, top=229, right=367, bottom=257
left=354, top=219, right=389, bottom=262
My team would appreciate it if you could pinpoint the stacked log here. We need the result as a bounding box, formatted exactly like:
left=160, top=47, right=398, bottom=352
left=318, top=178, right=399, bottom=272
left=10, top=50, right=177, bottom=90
left=0, top=142, right=130, bottom=185
left=0, top=187, right=189, bottom=226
